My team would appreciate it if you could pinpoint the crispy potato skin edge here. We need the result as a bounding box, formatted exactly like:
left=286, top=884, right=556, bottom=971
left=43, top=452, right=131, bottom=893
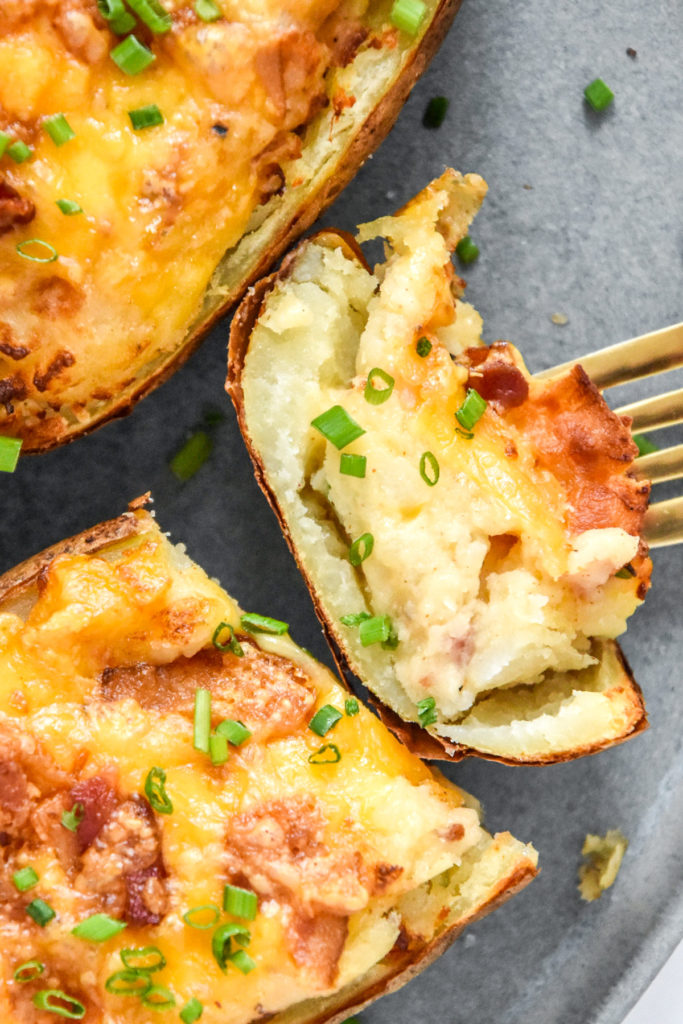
left=226, top=237, right=648, bottom=767
left=22, top=0, right=461, bottom=454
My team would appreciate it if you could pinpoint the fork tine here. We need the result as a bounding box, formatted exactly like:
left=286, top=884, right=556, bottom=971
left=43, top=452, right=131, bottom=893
left=633, top=443, right=683, bottom=483
left=644, top=496, right=683, bottom=548
left=535, top=321, right=683, bottom=389
left=614, top=385, right=683, bottom=432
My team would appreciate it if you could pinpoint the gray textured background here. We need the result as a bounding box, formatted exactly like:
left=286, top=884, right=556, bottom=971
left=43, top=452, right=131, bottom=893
left=3, top=1, right=682, bottom=1021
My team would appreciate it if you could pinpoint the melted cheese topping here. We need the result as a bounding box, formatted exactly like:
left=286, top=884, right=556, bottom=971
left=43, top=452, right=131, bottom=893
left=0, top=0, right=371, bottom=441
left=0, top=518, right=482, bottom=1024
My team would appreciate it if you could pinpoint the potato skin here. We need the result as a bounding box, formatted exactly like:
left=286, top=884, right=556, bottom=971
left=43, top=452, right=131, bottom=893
left=19, top=0, right=461, bottom=454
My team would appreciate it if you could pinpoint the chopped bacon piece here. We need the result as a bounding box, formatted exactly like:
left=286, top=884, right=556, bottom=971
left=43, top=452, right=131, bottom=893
left=466, top=343, right=529, bottom=410
left=288, top=910, right=349, bottom=987
left=0, top=179, right=35, bottom=236
left=70, top=775, right=119, bottom=854
left=0, top=762, right=31, bottom=835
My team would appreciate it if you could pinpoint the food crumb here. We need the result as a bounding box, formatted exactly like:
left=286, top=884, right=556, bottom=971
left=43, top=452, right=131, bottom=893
left=522, top=184, right=533, bottom=190
left=578, top=829, right=628, bottom=901
left=551, top=312, right=569, bottom=326
left=626, top=47, right=637, bottom=58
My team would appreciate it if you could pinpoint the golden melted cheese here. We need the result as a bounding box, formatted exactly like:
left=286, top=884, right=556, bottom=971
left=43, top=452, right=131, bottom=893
left=0, top=515, right=483, bottom=1023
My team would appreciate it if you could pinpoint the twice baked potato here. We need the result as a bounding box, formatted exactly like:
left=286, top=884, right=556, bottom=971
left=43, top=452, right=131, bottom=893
left=0, top=500, right=537, bottom=1023
left=228, top=171, right=651, bottom=765
left=0, top=0, right=459, bottom=452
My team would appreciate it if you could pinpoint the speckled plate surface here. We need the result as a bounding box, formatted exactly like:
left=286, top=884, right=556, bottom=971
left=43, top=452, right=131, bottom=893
left=3, top=1, right=682, bottom=1021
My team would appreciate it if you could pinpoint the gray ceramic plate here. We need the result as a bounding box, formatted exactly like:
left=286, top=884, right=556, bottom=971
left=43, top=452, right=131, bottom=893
left=3, top=1, right=682, bottom=1021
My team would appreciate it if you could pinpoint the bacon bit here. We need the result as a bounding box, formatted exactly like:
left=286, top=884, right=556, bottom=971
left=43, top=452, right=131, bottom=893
left=125, top=861, right=168, bottom=926
left=322, top=20, right=368, bottom=67
left=332, top=88, right=356, bottom=118
left=0, top=179, right=36, bottom=237
left=441, top=822, right=465, bottom=842
left=466, top=344, right=529, bottom=410
left=287, top=911, right=348, bottom=987
left=255, top=30, right=327, bottom=128
left=0, top=762, right=31, bottom=834
left=33, top=350, right=76, bottom=393
left=70, top=775, right=119, bottom=854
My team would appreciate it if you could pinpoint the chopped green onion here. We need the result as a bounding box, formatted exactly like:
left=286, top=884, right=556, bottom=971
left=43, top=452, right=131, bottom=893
left=223, top=884, right=258, bottom=920
left=615, top=563, right=636, bottom=580
left=8, top=140, right=32, bottom=163
left=126, top=0, right=172, bottom=33
left=97, top=0, right=136, bottom=34
left=56, top=199, right=82, bottom=216
left=183, top=904, right=220, bottom=929
left=12, top=866, right=39, bottom=892
left=240, top=612, right=289, bottom=635
left=345, top=698, right=359, bottom=716
left=311, top=405, right=365, bottom=449
left=71, top=913, right=126, bottom=942
left=308, top=743, right=341, bottom=765
left=455, top=388, right=487, bottom=431
left=0, top=131, right=10, bottom=157
left=193, top=688, right=211, bottom=754
left=309, top=704, right=343, bottom=737
left=423, top=96, right=449, bottom=129
left=215, top=719, right=252, bottom=746
left=584, top=78, right=614, bottom=112
left=340, top=611, right=371, bottom=627
left=120, top=946, right=166, bottom=973
left=229, top=950, right=256, bottom=974
left=634, top=434, right=658, bottom=456
left=339, top=453, right=366, bottom=478
left=364, top=367, right=395, bottom=405
left=43, top=114, right=75, bottom=147
left=141, top=985, right=176, bottom=1011
left=14, top=960, right=45, bottom=983
left=16, top=239, right=58, bottom=263
left=390, top=0, right=426, bottom=34
left=32, top=990, right=85, bottom=1019
left=359, top=615, right=393, bottom=647
left=144, top=766, right=173, bottom=814
left=349, top=532, right=374, bottom=566
left=105, top=970, right=152, bottom=996
left=180, top=999, right=204, bottom=1024
left=61, top=802, right=84, bottom=832
left=382, top=625, right=399, bottom=650
left=416, top=337, right=432, bottom=357
left=110, top=35, right=156, bottom=75
left=212, top=621, right=244, bottom=657
left=455, top=426, right=474, bottom=440
left=26, top=899, right=56, bottom=927
left=419, top=451, right=439, bottom=486
left=128, top=104, right=164, bottom=130
left=170, top=430, right=212, bottom=481
left=209, top=733, right=229, bottom=766
left=455, top=236, right=479, bottom=264
left=194, top=0, right=221, bottom=19
left=0, top=436, right=22, bottom=473
left=212, top=923, right=251, bottom=973
left=417, top=696, right=437, bottom=727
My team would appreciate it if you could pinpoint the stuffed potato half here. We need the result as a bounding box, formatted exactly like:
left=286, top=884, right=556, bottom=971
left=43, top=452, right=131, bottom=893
left=0, top=501, right=537, bottom=1024
left=0, top=0, right=459, bottom=452
left=228, top=171, right=650, bottom=765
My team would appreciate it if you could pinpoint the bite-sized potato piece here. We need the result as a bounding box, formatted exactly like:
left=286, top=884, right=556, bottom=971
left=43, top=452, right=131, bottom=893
left=0, top=0, right=460, bottom=451
left=0, top=501, right=536, bottom=1024
left=228, top=170, right=651, bottom=765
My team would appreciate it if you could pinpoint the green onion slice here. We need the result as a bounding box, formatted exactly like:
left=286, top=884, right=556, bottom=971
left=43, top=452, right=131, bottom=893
left=14, top=960, right=45, bottom=983
left=339, top=453, right=366, bottom=478
left=141, top=985, right=176, bottom=1011
left=183, top=904, right=220, bottom=929
left=455, top=236, right=479, bottom=264
left=223, top=884, right=258, bottom=920
left=12, top=866, right=38, bottom=892
left=120, top=946, right=166, bottom=973
left=345, top=698, right=359, bottom=716
left=212, top=621, right=244, bottom=657
left=349, top=532, right=374, bottom=566
left=389, top=0, right=426, bottom=34
left=110, top=35, right=156, bottom=75
left=43, top=114, right=75, bottom=147
left=340, top=611, right=371, bottom=627
left=634, top=433, right=658, bottom=456
left=240, top=612, right=288, bottom=635
left=61, top=802, right=84, bottom=832
left=16, top=239, right=58, bottom=263
left=584, top=77, right=614, bottom=112
left=105, top=970, right=152, bottom=996
left=311, top=405, right=365, bottom=449
left=194, top=0, right=221, bottom=19
left=180, top=998, right=204, bottom=1024
left=209, top=733, right=229, bottom=766
left=416, top=337, right=432, bottom=357
left=455, top=426, right=474, bottom=440
left=215, top=719, right=252, bottom=746
left=308, top=743, right=342, bottom=765
left=615, top=563, right=637, bottom=580
left=0, top=131, right=10, bottom=158
left=423, top=96, right=449, bottom=129
left=455, top=388, right=487, bottom=431
left=170, top=430, right=212, bottom=481
left=26, top=898, right=56, bottom=927
left=32, top=990, right=85, bottom=1019
left=230, top=949, right=256, bottom=974
left=97, top=0, right=136, bottom=33
left=417, top=695, right=437, bottom=727
left=419, top=451, right=439, bottom=486
left=126, top=0, right=172, bottom=32
left=8, top=140, right=32, bottom=163
left=212, top=923, right=251, bottom=973
left=128, top=104, right=164, bottom=130
left=309, top=704, right=343, bottom=737
left=56, top=199, right=83, bottom=216
left=364, top=367, right=395, bottom=405
left=0, top=436, right=22, bottom=473
left=72, top=913, right=126, bottom=942
left=359, top=615, right=392, bottom=647
left=144, top=766, right=173, bottom=814
left=193, top=688, right=211, bottom=754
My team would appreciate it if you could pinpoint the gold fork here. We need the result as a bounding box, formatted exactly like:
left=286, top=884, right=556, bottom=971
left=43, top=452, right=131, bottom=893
left=535, top=321, right=683, bottom=549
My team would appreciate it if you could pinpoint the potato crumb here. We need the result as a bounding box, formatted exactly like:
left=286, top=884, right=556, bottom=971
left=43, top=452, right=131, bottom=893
left=578, top=829, right=628, bottom=901
left=551, top=312, right=569, bottom=326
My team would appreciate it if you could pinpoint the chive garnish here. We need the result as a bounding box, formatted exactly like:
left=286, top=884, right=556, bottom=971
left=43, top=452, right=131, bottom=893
left=230, top=950, right=256, bottom=974
left=212, top=621, right=244, bottom=657
left=72, top=913, right=126, bottom=942
left=56, top=199, right=83, bottom=216
left=105, top=970, right=152, bottom=996
left=141, top=985, right=176, bottom=1010
left=61, top=802, right=84, bottom=832
left=183, top=904, right=220, bottom=930
left=26, top=899, right=56, bottom=927
left=97, top=0, right=136, bottom=33
left=359, top=615, right=393, bottom=647
left=194, top=0, right=221, bottom=19
left=345, top=698, right=359, bottom=716
left=308, top=743, right=341, bottom=765
left=180, top=998, right=204, bottom=1024
left=455, top=236, right=480, bottom=264
left=110, top=35, right=156, bottom=75
left=193, top=688, right=211, bottom=754
left=339, top=453, right=366, bottom=478
left=223, top=884, right=258, bottom=920
left=0, top=436, right=22, bottom=473
left=215, top=719, right=252, bottom=746
left=8, top=140, right=32, bottom=163
left=416, top=337, right=432, bottom=357
left=12, top=866, right=38, bottom=892
left=32, top=990, right=85, bottom=1019
left=364, top=367, right=395, bottom=405
left=120, top=946, right=166, bottom=973
left=309, top=705, right=343, bottom=737
left=144, top=766, right=173, bottom=814
left=128, top=104, right=164, bottom=131
left=349, top=532, right=374, bottom=566
left=126, top=0, right=172, bottom=33
left=419, top=451, right=439, bottom=486
left=417, top=696, right=437, bottom=727
left=209, top=733, right=229, bottom=766
left=44, top=114, right=75, bottom=147
left=240, top=612, right=288, bottom=635
left=423, top=96, right=449, bottom=129
left=615, top=564, right=637, bottom=580
left=170, top=430, right=212, bottom=481
left=14, top=960, right=44, bottom=983
left=584, top=78, right=614, bottom=112
left=0, top=131, right=10, bottom=158
left=455, top=388, right=487, bottom=431
left=212, top=922, right=251, bottom=974
left=634, top=434, right=658, bottom=456
left=16, top=239, right=58, bottom=263
left=340, top=611, right=371, bottom=627
left=389, top=0, right=426, bottom=34
left=311, top=405, right=365, bottom=449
